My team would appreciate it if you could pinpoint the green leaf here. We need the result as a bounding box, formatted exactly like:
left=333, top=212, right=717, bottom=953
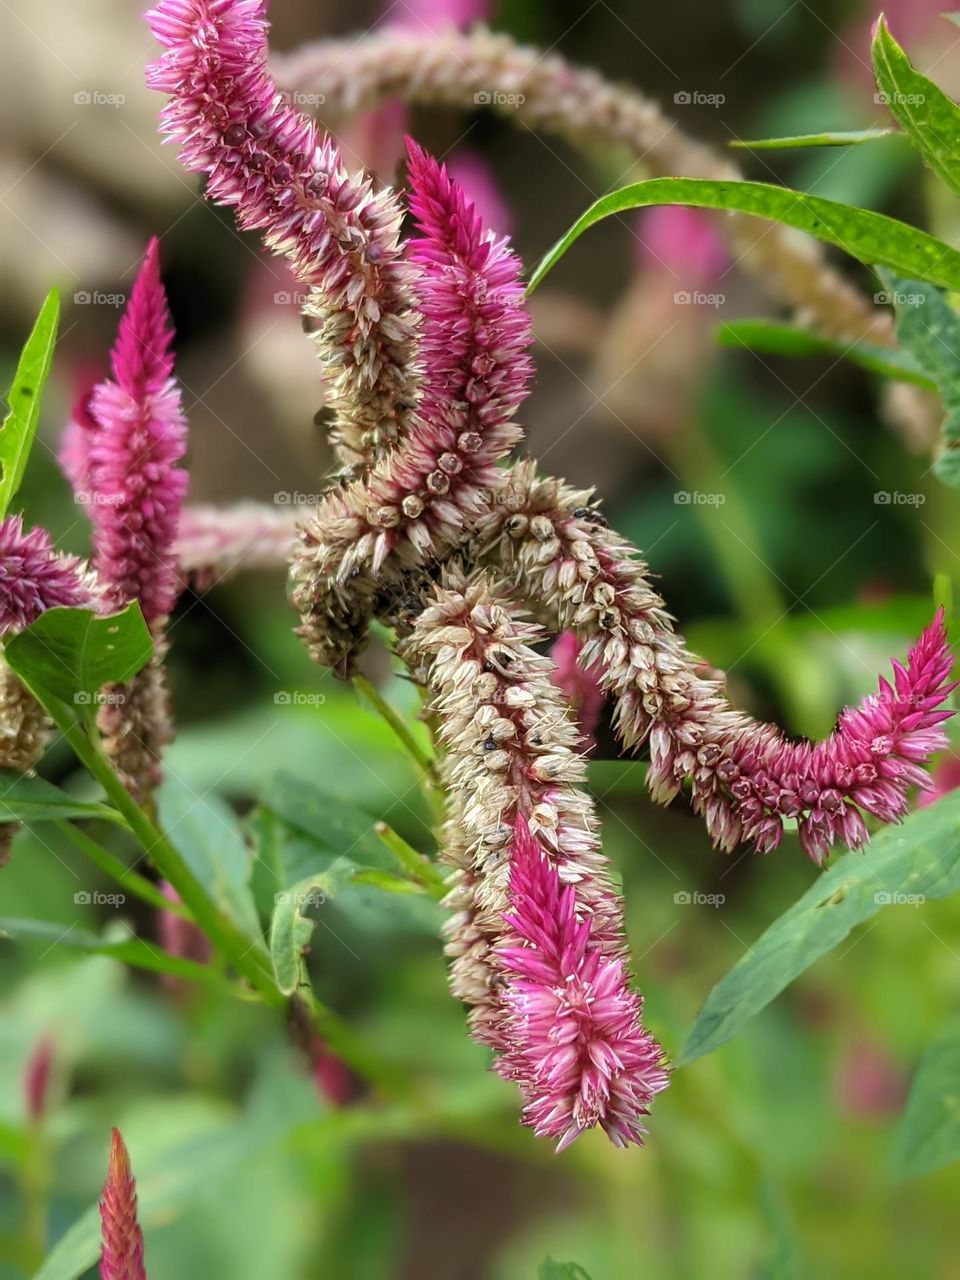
left=538, top=1261, right=593, bottom=1280
left=679, top=792, right=960, bottom=1065
left=0, top=771, right=124, bottom=824
left=872, top=17, right=960, bottom=199
left=730, top=128, right=898, bottom=150
left=4, top=604, right=152, bottom=721
left=156, top=775, right=261, bottom=940
left=259, top=770, right=391, bottom=867
left=0, top=916, right=225, bottom=989
left=0, top=291, right=59, bottom=520
left=876, top=271, right=960, bottom=488
left=715, top=319, right=935, bottom=387
left=893, top=1019, right=960, bottom=1179
left=269, top=865, right=356, bottom=996
left=527, top=177, right=960, bottom=293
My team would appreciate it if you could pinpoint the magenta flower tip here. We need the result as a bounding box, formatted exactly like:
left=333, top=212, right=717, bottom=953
left=495, top=818, right=668, bottom=1151
left=0, top=515, right=88, bottom=637
left=549, top=631, right=604, bottom=747
left=99, top=1128, right=146, bottom=1280
left=24, top=1036, right=54, bottom=1122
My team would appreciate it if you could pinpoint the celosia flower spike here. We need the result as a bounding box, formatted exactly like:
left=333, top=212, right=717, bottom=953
left=497, top=818, right=668, bottom=1150
left=86, top=239, right=187, bottom=625
left=99, top=1128, right=147, bottom=1280
left=0, top=515, right=87, bottom=638
left=145, top=0, right=419, bottom=472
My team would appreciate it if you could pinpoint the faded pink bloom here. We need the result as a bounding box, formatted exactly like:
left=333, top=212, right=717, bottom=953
left=309, top=1038, right=352, bottom=1107
left=383, top=0, right=490, bottom=31
left=157, top=882, right=211, bottom=983
left=917, top=750, right=960, bottom=808
left=495, top=818, right=668, bottom=1151
left=99, top=1128, right=146, bottom=1280
left=174, top=502, right=300, bottom=590
left=833, top=1033, right=907, bottom=1118
left=23, top=1036, right=54, bottom=1122
left=0, top=515, right=87, bottom=637
left=84, top=239, right=187, bottom=625
left=634, top=205, right=727, bottom=287
left=549, top=631, right=604, bottom=748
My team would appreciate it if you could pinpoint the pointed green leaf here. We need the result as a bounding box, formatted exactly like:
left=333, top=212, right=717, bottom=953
left=0, top=771, right=124, bottom=825
left=0, top=291, right=59, bottom=520
left=269, top=864, right=356, bottom=996
left=527, top=177, right=960, bottom=293
left=4, top=604, right=152, bottom=721
left=156, top=775, right=261, bottom=940
left=876, top=271, right=960, bottom=488
left=872, top=16, right=960, bottom=198
left=893, top=1019, right=960, bottom=1179
left=679, top=792, right=960, bottom=1065
left=730, top=128, right=898, bottom=150
left=538, top=1261, right=593, bottom=1280
left=715, top=319, right=935, bottom=387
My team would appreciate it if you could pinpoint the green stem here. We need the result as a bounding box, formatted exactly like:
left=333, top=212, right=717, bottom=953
left=352, top=674, right=444, bottom=820
left=53, top=819, right=192, bottom=918
left=374, top=821, right=447, bottom=899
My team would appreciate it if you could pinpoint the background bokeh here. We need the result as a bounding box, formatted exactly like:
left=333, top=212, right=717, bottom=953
left=2, top=0, right=960, bottom=1276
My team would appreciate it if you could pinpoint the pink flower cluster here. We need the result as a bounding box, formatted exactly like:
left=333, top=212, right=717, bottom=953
left=0, top=515, right=87, bottom=637
left=99, top=1128, right=147, bottom=1280
left=67, top=239, right=187, bottom=625
left=496, top=818, right=668, bottom=1150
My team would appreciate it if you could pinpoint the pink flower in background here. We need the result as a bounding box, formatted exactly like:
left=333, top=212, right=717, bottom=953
left=157, top=883, right=211, bottom=986
left=634, top=206, right=727, bottom=290
left=918, top=750, right=960, bottom=808
left=23, top=1036, right=54, bottom=1122
left=381, top=0, right=490, bottom=33
left=0, top=515, right=88, bottom=637
left=549, top=631, right=604, bottom=749
left=84, top=239, right=187, bottom=625
left=494, top=818, right=668, bottom=1151
left=833, top=1033, right=907, bottom=1118
left=309, top=1038, right=352, bottom=1107
left=99, top=1129, right=147, bottom=1280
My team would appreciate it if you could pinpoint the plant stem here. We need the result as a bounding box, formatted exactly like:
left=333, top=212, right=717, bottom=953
left=352, top=673, right=445, bottom=820
left=53, top=819, right=192, bottom=918
left=374, top=821, right=447, bottom=899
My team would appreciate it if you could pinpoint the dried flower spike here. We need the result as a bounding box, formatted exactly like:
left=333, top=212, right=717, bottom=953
left=99, top=1128, right=146, bottom=1280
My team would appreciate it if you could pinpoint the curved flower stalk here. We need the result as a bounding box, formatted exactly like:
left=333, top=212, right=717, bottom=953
left=174, top=502, right=301, bottom=591
left=401, top=572, right=621, bottom=1040
left=483, top=462, right=955, bottom=863
left=145, top=0, right=420, bottom=476
left=99, top=1129, right=146, bottom=1280
left=71, top=239, right=187, bottom=804
left=498, top=818, right=668, bottom=1150
left=0, top=515, right=90, bottom=862
left=273, top=26, right=898, bottom=352
left=291, top=139, right=532, bottom=673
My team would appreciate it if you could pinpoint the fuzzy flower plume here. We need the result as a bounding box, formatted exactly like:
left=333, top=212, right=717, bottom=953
left=145, top=0, right=419, bottom=474
left=85, top=238, right=187, bottom=626
left=401, top=572, right=639, bottom=1103
left=498, top=818, right=667, bottom=1150
left=0, top=515, right=87, bottom=637
left=174, top=502, right=301, bottom=590
left=292, top=142, right=532, bottom=673
left=484, top=464, right=955, bottom=864
left=99, top=1129, right=147, bottom=1280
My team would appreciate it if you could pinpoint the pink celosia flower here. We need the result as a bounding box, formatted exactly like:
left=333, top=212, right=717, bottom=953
left=832, top=1032, right=907, bottom=1118
left=494, top=818, right=668, bottom=1151
left=382, top=0, right=489, bottom=31
left=549, top=630, right=604, bottom=749
left=23, top=1035, right=54, bottom=1122
left=445, top=148, right=512, bottom=237
left=157, top=882, right=211, bottom=989
left=99, top=1128, right=147, bottom=1280
left=309, top=1037, right=352, bottom=1107
left=145, top=0, right=419, bottom=471
left=84, top=239, right=187, bottom=626
left=0, top=515, right=87, bottom=637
